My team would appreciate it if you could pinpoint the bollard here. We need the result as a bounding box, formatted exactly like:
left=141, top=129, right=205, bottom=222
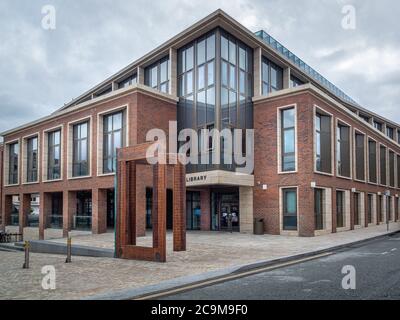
left=65, top=236, right=72, bottom=263
left=23, top=241, right=30, bottom=269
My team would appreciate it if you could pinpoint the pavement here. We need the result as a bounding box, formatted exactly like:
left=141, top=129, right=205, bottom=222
left=0, top=223, right=399, bottom=300
left=160, top=232, right=400, bottom=300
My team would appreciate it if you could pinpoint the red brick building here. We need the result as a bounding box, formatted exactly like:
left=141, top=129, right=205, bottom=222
left=1, top=10, right=399, bottom=239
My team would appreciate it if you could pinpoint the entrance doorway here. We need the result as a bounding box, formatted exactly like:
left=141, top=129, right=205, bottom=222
left=211, top=189, right=240, bottom=232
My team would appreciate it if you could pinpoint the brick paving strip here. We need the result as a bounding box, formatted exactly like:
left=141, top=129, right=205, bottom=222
left=0, top=224, right=399, bottom=300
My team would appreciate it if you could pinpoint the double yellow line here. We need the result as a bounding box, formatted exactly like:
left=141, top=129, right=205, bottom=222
left=135, top=252, right=333, bottom=300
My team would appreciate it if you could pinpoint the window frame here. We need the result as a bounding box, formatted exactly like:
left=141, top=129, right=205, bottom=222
left=354, top=129, right=366, bottom=182
left=47, top=129, right=62, bottom=181
left=281, top=187, right=298, bottom=233
left=367, top=136, right=378, bottom=185
left=278, top=104, right=297, bottom=174
left=26, top=136, right=39, bottom=183
left=314, top=106, right=334, bottom=176
left=72, top=120, right=90, bottom=178
left=335, top=118, right=352, bottom=179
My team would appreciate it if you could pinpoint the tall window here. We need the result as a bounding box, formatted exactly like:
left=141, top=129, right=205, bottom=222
left=315, top=112, right=332, bottom=173
left=315, top=189, right=324, bottom=230
left=389, top=151, right=395, bottom=187
left=73, top=122, right=89, bottom=177
left=367, top=194, right=373, bottom=224
left=377, top=195, right=383, bottom=223
left=368, top=139, right=377, bottom=183
left=262, top=57, right=283, bottom=94
left=282, top=188, right=297, bottom=231
left=355, top=132, right=365, bottom=181
left=354, top=193, right=360, bottom=226
left=8, top=142, right=19, bottom=184
left=398, top=130, right=400, bottom=144
left=336, top=123, right=350, bottom=177
left=27, top=137, right=38, bottom=182
left=380, top=145, right=387, bottom=185
left=397, top=155, right=400, bottom=188
left=103, top=111, right=125, bottom=174
left=48, top=130, right=61, bottom=180
left=336, top=191, right=345, bottom=228
left=281, top=107, right=296, bottom=172
left=145, top=57, right=169, bottom=93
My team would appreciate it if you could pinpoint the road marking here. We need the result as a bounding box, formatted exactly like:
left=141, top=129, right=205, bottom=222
left=382, top=252, right=389, bottom=255
left=134, top=252, right=333, bottom=300
left=390, top=248, right=397, bottom=252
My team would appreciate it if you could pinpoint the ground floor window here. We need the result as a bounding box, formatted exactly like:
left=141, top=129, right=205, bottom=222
left=396, top=198, right=399, bottom=221
left=315, top=189, right=324, bottom=230
left=282, top=188, right=297, bottom=231
left=377, top=195, right=383, bottom=223
left=367, top=194, right=373, bottom=224
left=387, top=196, right=393, bottom=221
left=49, top=193, right=63, bottom=229
left=336, top=191, right=345, bottom=228
left=186, top=191, right=201, bottom=230
left=75, top=191, right=92, bottom=230
left=354, top=193, right=360, bottom=226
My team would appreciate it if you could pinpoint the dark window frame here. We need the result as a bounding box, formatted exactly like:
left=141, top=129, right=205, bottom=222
left=72, top=121, right=90, bottom=177
left=280, top=107, right=296, bottom=172
left=145, top=56, right=170, bottom=93
left=355, top=132, right=366, bottom=181
left=389, top=150, right=395, bottom=187
left=282, top=188, right=298, bottom=231
left=262, top=56, right=283, bottom=95
left=368, top=139, right=377, bottom=184
left=336, top=190, right=345, bottom=228
left=26, top=136, right=38, bottom=183
left=314, top=188, right=324, bottom=231
left=336, top=122, right=351, bottom=178
left=102, top=111, right=125, bottom=174
left=380, top=145, right=387, bottom=185
left=8, top=142, right=19, bottom=185
left=47, top=130, right=61, bottom=181
left=315, top=111, right=332, bottom=174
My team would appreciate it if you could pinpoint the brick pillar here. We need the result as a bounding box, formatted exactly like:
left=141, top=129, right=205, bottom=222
left=19, top=194, right=31, bottom=234
left=2, top=195, right=13, bottom=228
left=299, top=186, right=314, bottom=237
left=63, top=191, right=76, bottom=238
left=173, top=163, right=186, bottom=252
left=92, top=188, right=107, bottom=234
left=200, top=189, right=211, bottom=231
left=39, top=192, right=52, bottom=240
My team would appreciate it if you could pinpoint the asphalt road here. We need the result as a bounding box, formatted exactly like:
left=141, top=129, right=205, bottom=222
left=161, top=232, right=400, bottom=300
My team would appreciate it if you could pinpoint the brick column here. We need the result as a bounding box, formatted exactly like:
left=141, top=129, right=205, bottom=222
left=92, top=188, right=107, bottom=234
left=200, top=189, right=211, bottom=231
left=173, top=163, right=186, bottom=252
left=19, top=194, right=31, bottom=234
left=39, top=192, right=52, bottom=240
left=2, top=195, right=13, bottom=228
left=299, top=186, right=314, bottom=237
left=63, top=191, right=76, bottom=237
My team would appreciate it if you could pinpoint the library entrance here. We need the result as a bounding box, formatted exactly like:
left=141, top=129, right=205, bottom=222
left=211, top=188, right=240, bottom=232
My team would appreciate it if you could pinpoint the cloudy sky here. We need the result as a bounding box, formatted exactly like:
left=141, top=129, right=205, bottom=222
left=0, top=0, right=399, bottom=134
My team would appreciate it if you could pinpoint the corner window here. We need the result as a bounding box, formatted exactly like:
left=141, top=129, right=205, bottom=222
left=315, top=112, right=332, bottom=173
left=8, top=142, right=19, bottom=184
left=117, top=73, right=137, bottom=89
left=290, top=75, right=304, bottom=88
left=262, top=57, right=283, bottom=95
left=27, top=137, right=38, bottom=183
left=145, top=57, right=169, bottom=93
left=281, top=107, right=296, bottom=172
left=73, top=121, right=89, bottom=177
left=282, top=188, right=297, bottom=231
left=48, top=130, right=61, bottom=180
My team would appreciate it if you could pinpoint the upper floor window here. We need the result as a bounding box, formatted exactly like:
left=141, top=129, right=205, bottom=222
left=355, top=132, right=365, bottom=181
left=281, top=107, right=296, bottom=172
left=27, top=137, right=38, bottom=183
left=73, top=122, right=89, bottom=177
left=290, top=75, right=304, bottom=88
left=94, top=85, right=112, bottom=98
left=117, top=73, right=137, bottom=89
left=262, top=57, right=283, bottom=95
left=8, top=142, right=19, bottom=185
left=397, top=130, right=400, bottom=144
left=380, top=145, right=387, bottom=185
left=336, top=123, right=350, bottom=177
left=386, top=126, right=394, bottom=140
left=368, top=139, right=377, bottom=183
left=359, top=114, right=370, bottom=123
left=145, top=57, right=169, bottom=93
left=48, top=130, right=61, bottom=180
left=373, top=121, right=383, bottom=132
left=397, top=155, right=400, bottom=188
left=389, top=150, right=395, bottom=187
left=103, top=111, right=125, bottom=174
left=315, top=112, right=332, bottom=173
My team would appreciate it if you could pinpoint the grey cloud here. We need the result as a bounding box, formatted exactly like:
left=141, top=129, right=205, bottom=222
left=0, top=0, right=399, bottom=134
